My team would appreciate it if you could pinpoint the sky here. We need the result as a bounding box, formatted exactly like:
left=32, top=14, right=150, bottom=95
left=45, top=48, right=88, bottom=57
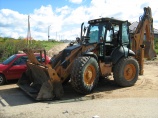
left=0, top=0, right=158, bottom=40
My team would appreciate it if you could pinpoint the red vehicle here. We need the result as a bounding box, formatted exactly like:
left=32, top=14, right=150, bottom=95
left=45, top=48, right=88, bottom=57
left=0, top=53, right=50, bottom=85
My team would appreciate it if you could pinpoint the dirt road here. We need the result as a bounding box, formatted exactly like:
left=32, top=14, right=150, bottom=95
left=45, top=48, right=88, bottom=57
left=47, top=43, right=69, bottom=57
left=0, top=43, right=158, bottom=118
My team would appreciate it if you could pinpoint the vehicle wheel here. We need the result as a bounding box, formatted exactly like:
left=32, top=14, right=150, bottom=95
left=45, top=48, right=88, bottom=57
left=71, top=56, right=99, bottom=94
left=0, top=74, right=6, bottom=85
left=113, top=57, right=139, bottom=87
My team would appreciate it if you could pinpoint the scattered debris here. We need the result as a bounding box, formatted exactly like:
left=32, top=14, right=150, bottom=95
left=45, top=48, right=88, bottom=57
left=92, top=115, right=100, bottom=118
left=62, top=110, right=69, bottom=114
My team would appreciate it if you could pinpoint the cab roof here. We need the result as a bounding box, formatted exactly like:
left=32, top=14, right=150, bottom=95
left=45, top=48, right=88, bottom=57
left=88, top=17, right=130, bottom=25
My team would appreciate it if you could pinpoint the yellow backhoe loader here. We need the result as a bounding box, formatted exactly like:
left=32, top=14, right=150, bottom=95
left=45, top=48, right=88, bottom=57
left=17, top=6, right=156, bottom=100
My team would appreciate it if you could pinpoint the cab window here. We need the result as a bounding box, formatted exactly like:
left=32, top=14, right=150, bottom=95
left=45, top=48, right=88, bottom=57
left=88, top=24, right=106, bottom=43
left=106, top=30, right=113, bottom=42
left=122, top=22, right=129, bottom=44
left=89, top=25, right=99, bottom=43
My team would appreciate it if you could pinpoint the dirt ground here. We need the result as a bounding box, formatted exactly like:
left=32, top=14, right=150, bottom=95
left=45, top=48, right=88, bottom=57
left=0, top=43, right=158, bottom=118
left=47, top=43, right=69, bottom=57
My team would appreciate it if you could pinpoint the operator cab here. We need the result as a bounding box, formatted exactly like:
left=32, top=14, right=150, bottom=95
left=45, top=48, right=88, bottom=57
left=82, top=17, right=131, bottom=63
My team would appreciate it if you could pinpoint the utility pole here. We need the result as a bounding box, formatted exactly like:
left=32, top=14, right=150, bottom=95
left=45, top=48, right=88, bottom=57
left=48, top=25, right=51, bottom=41
left=56, top=32, right=57, bottom=40
left=27, top=15, right=32, bottom=45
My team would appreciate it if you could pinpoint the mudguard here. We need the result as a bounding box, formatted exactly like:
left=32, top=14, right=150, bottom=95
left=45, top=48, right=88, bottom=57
left=111, top=46, right=135, bottom=64
left=83, top=52, right=98, bottom=60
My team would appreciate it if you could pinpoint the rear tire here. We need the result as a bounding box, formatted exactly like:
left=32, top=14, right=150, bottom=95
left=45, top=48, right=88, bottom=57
left=71, top=56, right=99, bottom=94
left=0, top=74, right=6, bottom=85
left=113, top=57, right=139, bottom=87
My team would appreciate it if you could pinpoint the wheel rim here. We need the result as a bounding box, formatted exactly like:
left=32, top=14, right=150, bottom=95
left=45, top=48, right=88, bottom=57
left=0, top=76, right=3, bottom=84
left=124, top=64, right=136, bottom=81
left=84, top=64, right=96, bottom=86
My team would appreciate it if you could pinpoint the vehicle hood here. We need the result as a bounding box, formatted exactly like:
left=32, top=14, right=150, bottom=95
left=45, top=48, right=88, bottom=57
left=0, top=63, right=8, bottom=72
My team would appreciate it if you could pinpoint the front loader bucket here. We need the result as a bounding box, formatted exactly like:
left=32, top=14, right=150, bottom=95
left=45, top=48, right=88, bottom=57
left=18, top=63, right=64, bottom=100
left=17, top=48, right=64, bottom=100
left=144, top=40, right=157, bottom=59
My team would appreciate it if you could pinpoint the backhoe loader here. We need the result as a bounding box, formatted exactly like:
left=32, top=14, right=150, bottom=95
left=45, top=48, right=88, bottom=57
left=17, top=6, right=156, bottom=100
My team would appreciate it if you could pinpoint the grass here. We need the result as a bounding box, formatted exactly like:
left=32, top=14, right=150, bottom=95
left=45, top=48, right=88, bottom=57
left=41, top=41, right=62, bottom=51
left=0, top=37, right=62, bottom=62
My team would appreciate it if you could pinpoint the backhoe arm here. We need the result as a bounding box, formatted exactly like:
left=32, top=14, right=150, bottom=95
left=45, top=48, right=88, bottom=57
left=132, top=7, right=157, bottom=75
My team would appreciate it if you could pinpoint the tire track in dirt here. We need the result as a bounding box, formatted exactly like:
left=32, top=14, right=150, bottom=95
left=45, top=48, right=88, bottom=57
left=84, top=59, right=158, bottom=100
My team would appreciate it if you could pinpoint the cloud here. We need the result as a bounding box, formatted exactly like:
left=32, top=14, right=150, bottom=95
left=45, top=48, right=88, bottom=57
left=56, top=6, right=71, bottom=16
left=0, top=9, right=27, bottom=38
left=0, top=0, right=158, bottom=40
left=0, top=9, right=27, bottom=27
left=64, top=6, right=90, bottom=25
left=0, top=5, right=64, bottom=39
left=68, top=0, right=83, bottom=4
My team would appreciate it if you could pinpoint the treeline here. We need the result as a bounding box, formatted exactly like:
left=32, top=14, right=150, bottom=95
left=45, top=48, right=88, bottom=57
left=0, top=37, right=43, bottom=61
left=0, top=37, right=157, bottom=62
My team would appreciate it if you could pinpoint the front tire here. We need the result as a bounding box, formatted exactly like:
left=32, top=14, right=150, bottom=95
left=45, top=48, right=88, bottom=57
left=71, top=56, right=99, bottom=94
left=0, top=74, right=6, bottom=85
left=113, top=57, right=139, bottom=87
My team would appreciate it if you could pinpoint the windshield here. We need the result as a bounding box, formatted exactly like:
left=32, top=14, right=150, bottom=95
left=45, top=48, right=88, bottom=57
left=2, top=55, right=16, bottom=65
left=88, top=23, right=106, bottom=43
